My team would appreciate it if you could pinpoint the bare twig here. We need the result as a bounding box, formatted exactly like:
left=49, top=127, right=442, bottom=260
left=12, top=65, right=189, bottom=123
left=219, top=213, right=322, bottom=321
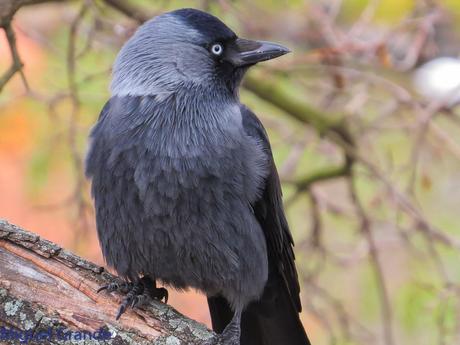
left=66, top=3, right=93, bottom=248
left=0, top=22, right=28, bottom=92
left=347, top=175, right=395, bottom=345
left=102, top=0, right=150, bottom=23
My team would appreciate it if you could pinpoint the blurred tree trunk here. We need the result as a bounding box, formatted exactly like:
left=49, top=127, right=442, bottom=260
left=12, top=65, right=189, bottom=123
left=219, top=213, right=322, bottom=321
left=0, top=220, right=213, bottom=344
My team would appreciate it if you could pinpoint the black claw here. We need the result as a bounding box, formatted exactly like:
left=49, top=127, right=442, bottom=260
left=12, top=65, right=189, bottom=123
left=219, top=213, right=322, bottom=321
left=112, top=279, right=146, bottom=320
left=96, top=285, right=109, bottom=293
left=115, top=304, right=127, bottom=320
left=158, top=287, right=168, bottom=303
left=97, top=282, right=132, bottom=294
left=150, top=286, right=168, bottom=303
left=131, top=295, right=147, bottom=309
left=141, top=276, right=169, bottom=303
left=97, top=282, right=118, bottom=293
left=115, top=295, right=134, bottom=320
left=130, top=298, right=138, bottom=309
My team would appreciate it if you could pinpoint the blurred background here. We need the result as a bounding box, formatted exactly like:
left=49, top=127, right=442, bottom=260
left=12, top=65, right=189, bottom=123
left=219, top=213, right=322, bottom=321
left=1, top=0, right=460, bottom=344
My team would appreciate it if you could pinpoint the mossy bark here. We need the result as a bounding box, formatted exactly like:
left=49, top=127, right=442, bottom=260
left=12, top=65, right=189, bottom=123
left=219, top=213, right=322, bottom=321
left=0, top=220, right=214, bottom=344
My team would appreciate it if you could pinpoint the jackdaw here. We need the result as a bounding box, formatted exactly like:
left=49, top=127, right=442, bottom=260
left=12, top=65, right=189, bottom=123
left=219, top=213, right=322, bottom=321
left=85, top=8, right=311, bottom=345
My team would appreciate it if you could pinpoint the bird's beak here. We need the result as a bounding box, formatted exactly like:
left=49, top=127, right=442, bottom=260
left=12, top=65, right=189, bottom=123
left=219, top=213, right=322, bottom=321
left=224, top=38, right=291, bottom=67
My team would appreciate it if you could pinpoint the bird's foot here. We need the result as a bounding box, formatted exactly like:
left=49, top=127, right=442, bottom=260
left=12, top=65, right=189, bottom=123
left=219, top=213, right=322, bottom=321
left=203, top=336, right=219, bottom=345
left=142, top=276, right=169, bottom=303
left=114, top=280, right=147, bottom=320
left=203, top=333, right=240, bottom=345
left=204, top=310, right=241, bottom=345
left=97, top=276, right=168, bottom=320
left=97, top=281, right=133, bottom=294
left=219, top=322, right=241, bottom=345
left=151, top=286, right=168, bottom=302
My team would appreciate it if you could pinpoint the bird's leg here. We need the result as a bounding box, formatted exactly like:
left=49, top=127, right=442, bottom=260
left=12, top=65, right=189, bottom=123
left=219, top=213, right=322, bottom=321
left=205, top=309, right=242, bottom=345
left=220, top=309, right=242, bottom=345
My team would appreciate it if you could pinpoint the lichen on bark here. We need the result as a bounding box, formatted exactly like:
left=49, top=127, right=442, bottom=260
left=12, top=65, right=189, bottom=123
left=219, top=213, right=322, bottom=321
left=0, top=219, right=214, bottom=345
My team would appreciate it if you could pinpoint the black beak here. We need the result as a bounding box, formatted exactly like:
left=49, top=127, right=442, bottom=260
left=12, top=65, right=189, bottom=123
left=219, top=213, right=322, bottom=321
left=224, top=38, right=290, bottom=67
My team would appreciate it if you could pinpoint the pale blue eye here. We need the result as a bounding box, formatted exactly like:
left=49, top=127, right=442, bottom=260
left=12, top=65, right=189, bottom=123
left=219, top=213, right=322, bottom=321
left=211, top=43, right=223, bottom=56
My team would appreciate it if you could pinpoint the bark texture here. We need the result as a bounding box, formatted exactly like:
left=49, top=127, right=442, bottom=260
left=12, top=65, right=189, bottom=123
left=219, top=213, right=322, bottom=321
left=0, top=219, right=214, bottom=344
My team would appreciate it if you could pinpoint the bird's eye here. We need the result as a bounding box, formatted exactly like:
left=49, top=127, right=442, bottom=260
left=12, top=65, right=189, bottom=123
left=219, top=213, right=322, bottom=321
left=211, top=43, right=224, bottom=56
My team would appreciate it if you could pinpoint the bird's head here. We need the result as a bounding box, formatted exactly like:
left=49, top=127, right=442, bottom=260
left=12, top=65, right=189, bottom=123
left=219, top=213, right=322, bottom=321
left=111, top=8, right=290, bottom=97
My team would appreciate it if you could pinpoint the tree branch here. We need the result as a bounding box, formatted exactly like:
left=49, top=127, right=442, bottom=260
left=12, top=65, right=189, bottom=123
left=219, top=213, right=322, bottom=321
left=243, top=72, right=355, bottom=191
left=243, top=73, right=344, bottom=134
left=0, top=220, right=213, bottom=344
left=347, top=176, right=395, bottom=345
left=296, top=163, right=350, bottom=190
left=0, top=22, right=27, bottom=93
left=102, top=0, right=150, bottom=24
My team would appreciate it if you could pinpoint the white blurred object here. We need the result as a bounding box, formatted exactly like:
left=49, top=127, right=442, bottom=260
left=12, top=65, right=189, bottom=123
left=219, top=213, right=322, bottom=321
left=413, top=57, right=460, bottom=107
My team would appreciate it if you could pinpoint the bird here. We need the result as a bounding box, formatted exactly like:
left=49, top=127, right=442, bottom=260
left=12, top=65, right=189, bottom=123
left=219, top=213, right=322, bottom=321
left=85, top=8, right=311, bottom=345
